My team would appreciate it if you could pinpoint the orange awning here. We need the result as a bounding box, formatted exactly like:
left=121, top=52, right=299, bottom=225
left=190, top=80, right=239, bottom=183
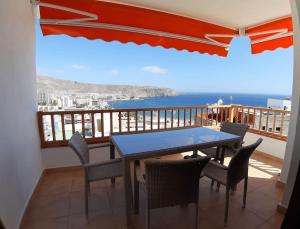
left=37, top=0, right=293, bottom=56
left=246, top=17, right=293, bottom=54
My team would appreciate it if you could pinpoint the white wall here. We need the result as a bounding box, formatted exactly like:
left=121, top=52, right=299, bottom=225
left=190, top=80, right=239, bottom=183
left=42, top=133, right=285, bottom=169
left=0, top=1, right=43, bottom=229
left=279, top=0, right=300, bottom=209
left=42, top=146, right=114, bottom=169
left=244, top=132, right=286, bottom=159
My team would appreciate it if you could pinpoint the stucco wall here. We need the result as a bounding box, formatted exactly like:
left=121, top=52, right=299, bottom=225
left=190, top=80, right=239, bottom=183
left=280, top=0, right=300, bottom=209
left=41, top=132, right=285, bottom=169
left=42, top=146, right=114, bottom=169
left=244, top=133, right=286, bottom=159
left=0, top=1, right=43, bottom=228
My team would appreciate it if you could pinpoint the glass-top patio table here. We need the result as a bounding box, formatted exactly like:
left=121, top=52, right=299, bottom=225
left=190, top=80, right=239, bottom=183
left=110, top=126, right=241, bottom=228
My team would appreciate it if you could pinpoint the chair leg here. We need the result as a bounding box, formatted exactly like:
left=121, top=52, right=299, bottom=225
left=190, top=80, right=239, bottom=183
left=85, top=182, right=89, bottom=220
left=216, top=182, right=220, bottom=192
left=146, top=208, right=150, bottom=229
left=195, top=201, right=199, bottom=229
left=110, top=177, right=115, bottom=185
left=211, top=180, right=215, bottom=188
left=230, top=185, right=237, bottom=195
left=110, top=143, right=116, bottom=185
left=224, top=187, right=230, bottom=226
left=87, top=182, right=91, bottom=194
left=220, top=147, right=226, bottom=165
left=243, top=177, right=248, bottom=208
left=134, top=161, right=139, bottom=214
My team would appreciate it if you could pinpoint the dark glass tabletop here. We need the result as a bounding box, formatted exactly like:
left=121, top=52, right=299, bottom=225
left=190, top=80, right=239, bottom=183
left=111, top=127, right=240, bottom=158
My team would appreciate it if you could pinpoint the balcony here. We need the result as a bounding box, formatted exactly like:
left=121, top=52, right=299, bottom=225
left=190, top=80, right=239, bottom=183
left=15, top=104, right=285, bottom=228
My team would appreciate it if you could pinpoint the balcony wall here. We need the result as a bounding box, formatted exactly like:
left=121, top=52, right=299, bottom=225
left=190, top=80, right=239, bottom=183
left=41, top=131, right=285, bottom=169
left=0, top=1, right=43, bottom=228
left=244, top=132, right=286, bottom=159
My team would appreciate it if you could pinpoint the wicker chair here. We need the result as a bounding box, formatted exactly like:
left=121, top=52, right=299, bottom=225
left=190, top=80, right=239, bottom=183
left=68, top=132, right=122, bottom=219
left=0, top=218, right=5, bottom=229
left=201, top=122, right=249, bottom=164
left=134, top=156, right=211, bottom=229
left=203, top=138, right=263, bottom=225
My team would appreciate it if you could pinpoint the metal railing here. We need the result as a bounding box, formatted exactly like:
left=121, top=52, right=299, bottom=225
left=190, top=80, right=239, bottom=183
left=37, top=105, right=290, bottom=148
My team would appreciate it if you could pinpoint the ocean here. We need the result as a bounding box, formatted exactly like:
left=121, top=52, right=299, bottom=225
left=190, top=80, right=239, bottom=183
left=108, top=93, right=289, bottom=109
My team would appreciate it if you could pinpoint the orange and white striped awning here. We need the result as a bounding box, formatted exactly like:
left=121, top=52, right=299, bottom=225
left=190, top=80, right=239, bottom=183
left=34, top=0, right=293, bottom=57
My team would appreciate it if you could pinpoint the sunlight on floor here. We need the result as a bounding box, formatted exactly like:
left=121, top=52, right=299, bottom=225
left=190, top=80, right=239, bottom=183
left=180, top=151, right=282, bottom=180
left=248, top=158, right=281, bottom=179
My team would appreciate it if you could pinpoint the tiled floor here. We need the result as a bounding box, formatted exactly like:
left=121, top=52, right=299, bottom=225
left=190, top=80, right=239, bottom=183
left=21, top=152, right=285, bottom=229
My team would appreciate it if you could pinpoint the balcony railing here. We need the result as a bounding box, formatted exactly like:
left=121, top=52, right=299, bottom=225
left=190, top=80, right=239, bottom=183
left=37, top=105, right=290, bottom=148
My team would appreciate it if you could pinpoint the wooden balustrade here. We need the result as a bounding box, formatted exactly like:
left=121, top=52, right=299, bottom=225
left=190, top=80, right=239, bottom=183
left=231, top=105, right=290, bottom=141
left=37, top=105, right=290, bottom=148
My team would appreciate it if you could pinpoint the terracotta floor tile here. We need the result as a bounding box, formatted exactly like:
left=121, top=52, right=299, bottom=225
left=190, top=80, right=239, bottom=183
left=256, top=179, right=284, bottom=201
left=24, top=193, right=70, bottom=221
left=201, top=199, right=265, bottom=229
left=256, top=222, right=276, bottom=229
left=265, top=212, right=285, bottom=229
left=37, top=180, right=72, bottom=196
left=21, top=217, right=68, bottom=229
left=68, top=212, right=121, bottom=229
left=21, top=216, right=68, bottom=229
left=37, top=172, right=73, bottom=196
left=69, top=190, right=111, bottom=215
left=22, top=154, right=283, bottom=229
left=239, top=189, right=279, bottom=221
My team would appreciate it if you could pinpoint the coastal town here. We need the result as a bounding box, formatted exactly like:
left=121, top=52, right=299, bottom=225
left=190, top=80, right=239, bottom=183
left=37, top=75, right=176, bottom=111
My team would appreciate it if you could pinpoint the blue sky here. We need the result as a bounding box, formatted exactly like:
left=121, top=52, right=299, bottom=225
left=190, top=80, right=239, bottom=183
left=36, top=24, right=293, bottom=95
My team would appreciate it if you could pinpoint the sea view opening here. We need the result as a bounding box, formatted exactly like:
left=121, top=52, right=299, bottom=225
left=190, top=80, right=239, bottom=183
left=38, top=104, right=290, bottom=147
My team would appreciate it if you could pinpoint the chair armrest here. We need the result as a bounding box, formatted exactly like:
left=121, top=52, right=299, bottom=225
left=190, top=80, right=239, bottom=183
left=88, top=143, right=111, bottom=150
left=135, top=164, right=146, bottom=184
left=209, top=161, right=228, bottom=170
left=83, top=158, right=121, bottom=169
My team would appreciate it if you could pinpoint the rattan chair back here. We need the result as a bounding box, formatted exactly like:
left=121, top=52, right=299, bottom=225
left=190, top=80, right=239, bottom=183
left=221, top=121, right=249, bottom=147
left=227, top=138, right=263, bottom=187
left=220, top=121, right=249, bottom=137
left=145, top=156, right=210, bottom=209
left=68, top=131, right=89, bottom=164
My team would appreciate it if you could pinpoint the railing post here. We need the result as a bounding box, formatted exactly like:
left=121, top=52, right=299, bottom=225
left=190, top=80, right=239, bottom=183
left=37, top=111, right=45, bottom=147
left=228, top=105, right=235, bottom=123
left=36, top=105, right=290, bottom=148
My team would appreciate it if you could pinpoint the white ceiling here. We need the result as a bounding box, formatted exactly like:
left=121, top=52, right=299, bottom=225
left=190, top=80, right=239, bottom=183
left=110, top=0, right=291, bottom=29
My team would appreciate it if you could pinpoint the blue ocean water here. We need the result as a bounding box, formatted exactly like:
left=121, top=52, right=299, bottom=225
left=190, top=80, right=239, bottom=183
left=108, top=93, right=289, bottom=109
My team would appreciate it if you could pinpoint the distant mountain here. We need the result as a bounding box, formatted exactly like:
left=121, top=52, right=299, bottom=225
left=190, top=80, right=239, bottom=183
left=37, top=75, right=176, bottom=98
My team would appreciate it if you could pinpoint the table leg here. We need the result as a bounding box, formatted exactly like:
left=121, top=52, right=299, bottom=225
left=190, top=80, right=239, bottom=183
left=110, top=143, right=115, bottom=185
left=123, top=158, right=133, bottom=228
left=215, top=147, right=221, bottom=161
left=211, top=146, right=221, bottom=187
left=220, top=147, right=226, bottom=165
left=217, top=146, right=227, bottom=191
left=191, top=149, right=200, bottom=158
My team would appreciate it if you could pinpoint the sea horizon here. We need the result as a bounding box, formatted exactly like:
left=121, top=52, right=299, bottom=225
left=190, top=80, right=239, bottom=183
left=108, top=92, right=290, bottom=109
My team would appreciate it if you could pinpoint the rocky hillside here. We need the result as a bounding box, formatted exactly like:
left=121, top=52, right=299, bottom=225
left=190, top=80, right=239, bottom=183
left=37, top=76, right=176, bottom=98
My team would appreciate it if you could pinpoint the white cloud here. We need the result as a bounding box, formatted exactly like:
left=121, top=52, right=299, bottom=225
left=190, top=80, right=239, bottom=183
left=37, top=66, right=64, bottom=75
left=68, top=64, right=88, bottom=70
left=37, top=66, right=47, bottom=74
left=141, top=65, right=167, bottom=75
left=108, top=69, right=119, bottom=75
